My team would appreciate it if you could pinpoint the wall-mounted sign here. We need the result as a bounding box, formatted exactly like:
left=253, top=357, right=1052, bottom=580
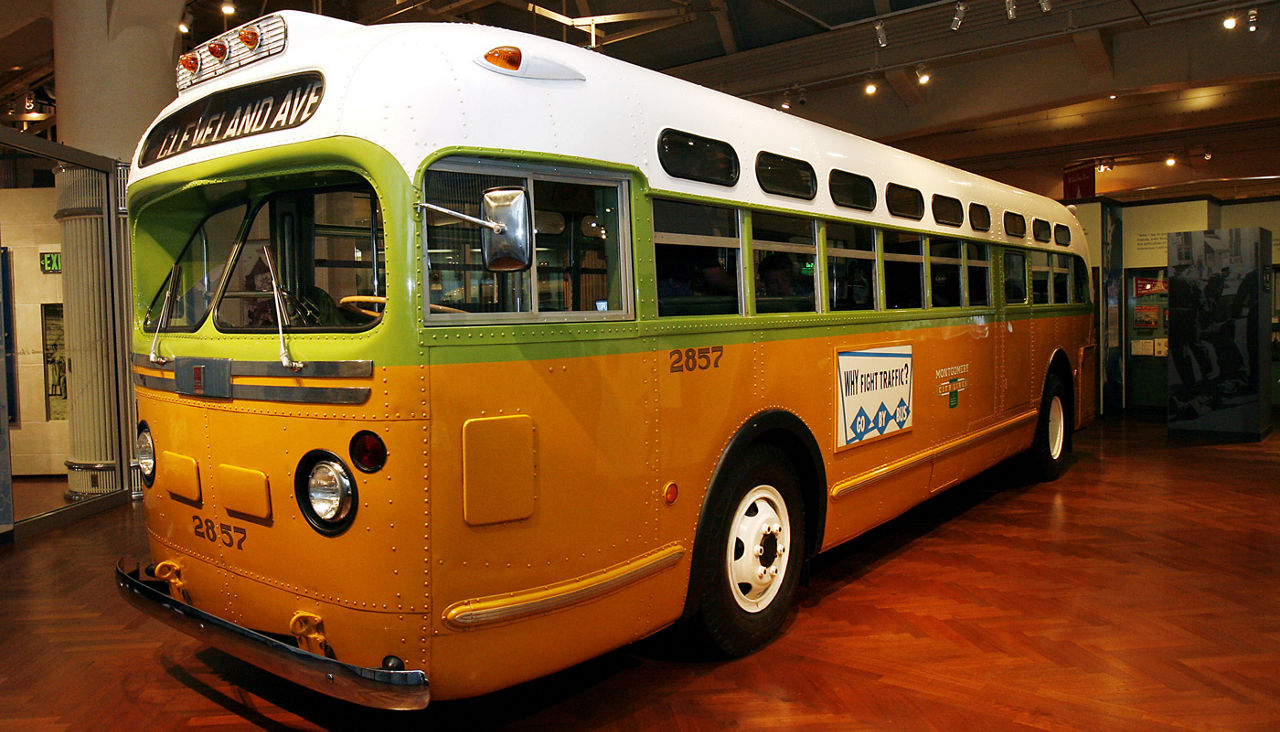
left=39, top=252, right=61, bottom=274
left=138, top=71, right=324, bottom=167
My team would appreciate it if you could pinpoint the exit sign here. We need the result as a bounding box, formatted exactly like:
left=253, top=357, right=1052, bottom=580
left=39, top=252, right=61, bottom=274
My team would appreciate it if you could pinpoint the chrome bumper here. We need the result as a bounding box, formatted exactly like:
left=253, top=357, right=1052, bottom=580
left=115, top=560, right=430, bottom=710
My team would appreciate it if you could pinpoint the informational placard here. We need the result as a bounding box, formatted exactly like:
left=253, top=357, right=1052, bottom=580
left=836, top=345, right=913, bottom=447
left=1134, top=305, right=1159, bottom=328
left=1133, top=276, right=1167, bottom=297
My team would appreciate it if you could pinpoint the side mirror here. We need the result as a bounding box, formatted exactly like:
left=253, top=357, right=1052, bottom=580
left=481, top=187, right=532, bottom=272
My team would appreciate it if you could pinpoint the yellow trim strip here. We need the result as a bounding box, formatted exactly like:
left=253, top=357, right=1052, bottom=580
left=443, top=544, right=686, bottom=630
left=830, top=409, right=1038, bottom=499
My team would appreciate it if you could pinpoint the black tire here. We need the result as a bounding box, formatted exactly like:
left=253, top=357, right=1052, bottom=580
left=1028, top=372, right=1072, bottom=481
left=686, top=444, right=805, bottom=658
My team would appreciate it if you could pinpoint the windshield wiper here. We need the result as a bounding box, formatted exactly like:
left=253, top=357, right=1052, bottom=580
left=148, top=264, right=181, bottom=365
left=260, top=244, right=304, bottom=372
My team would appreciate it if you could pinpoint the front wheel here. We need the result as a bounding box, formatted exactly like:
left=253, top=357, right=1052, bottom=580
left=687, top=445, right=805, bottom=658
left=1028, top=372, right=1072, bottom=480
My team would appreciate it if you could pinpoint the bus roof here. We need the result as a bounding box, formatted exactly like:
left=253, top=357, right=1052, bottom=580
left=131, top=10, right=1087, bottom=258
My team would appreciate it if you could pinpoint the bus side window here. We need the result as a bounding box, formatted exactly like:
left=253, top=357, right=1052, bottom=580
left=827, top=220, right=876, bottom=312
left=1030, top=251, right=1051, bottom=304
left=1072, top=255, right=1090, bottom=303
left=653, top=199, right=740, bottom=316
left=884, top=230, right=924, bottom=309
left=929, top=237, right=962, bottom=308
left=752, top=212, right=815, bottom=314
left=533, top=180, right=624, bottom=313
left=1053, top=254, right=1071, bottom=304
left=966, top=242, right=990, bottom=307
left=1004, top=250, right=1027, bottom=304
left=424, top=169, right=530, bottom=315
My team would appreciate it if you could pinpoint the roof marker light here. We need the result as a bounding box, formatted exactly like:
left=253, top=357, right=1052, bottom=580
left=239, top=26, right=260, bottom=50
left=485, top=46, right=523, bottom=71
left=208, top=40, right=229, bottom=61
left=179, top=52, right=200, bottom=73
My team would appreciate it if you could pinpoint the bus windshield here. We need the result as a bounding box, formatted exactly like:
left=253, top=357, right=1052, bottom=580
left=143, top=172, right=385, bottom=332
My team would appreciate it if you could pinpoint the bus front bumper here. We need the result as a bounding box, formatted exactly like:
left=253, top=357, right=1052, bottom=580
left=114, top=559, right=431, bottom=710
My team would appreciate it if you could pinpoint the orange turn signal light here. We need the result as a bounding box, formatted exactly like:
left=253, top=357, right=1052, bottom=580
left=484, top=46, right=522, bottom=71
left=208, top=40, right=228, bottom=60
left=179, top=52, right=200, bottom=73
left=663, top=482, right=679, bottom=505
left=239, top=26, right=260, bottom=50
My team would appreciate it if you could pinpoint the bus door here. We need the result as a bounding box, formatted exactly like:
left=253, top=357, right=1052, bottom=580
left=999, top=247, right=1035, bottom=415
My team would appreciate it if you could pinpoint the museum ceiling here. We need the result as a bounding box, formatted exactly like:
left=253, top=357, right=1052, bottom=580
left=3, top=0, right=1280, bottom=202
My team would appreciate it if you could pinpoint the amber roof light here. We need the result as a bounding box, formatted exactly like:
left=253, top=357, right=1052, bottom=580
left=484, top=46, right=522, bottom=71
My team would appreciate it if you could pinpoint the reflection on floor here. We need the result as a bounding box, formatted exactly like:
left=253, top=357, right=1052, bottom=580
left=12, top=475, right=71, bottom=522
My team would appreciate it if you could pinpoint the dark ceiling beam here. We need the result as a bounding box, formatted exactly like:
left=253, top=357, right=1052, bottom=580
left=595, top=13, right=696, bottom=47
left=709, top=0, right=737, bottom=54
left=759, top=0, right=830, bottom=30
left=885, top=67, right=925, bottom=107
left=359, top=0, right=473, bottom=24
left=1072, top=29, right=1113, bottom=77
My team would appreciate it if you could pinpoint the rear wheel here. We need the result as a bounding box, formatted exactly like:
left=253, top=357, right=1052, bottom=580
left=1029, top=372, right=1071, bottom=480
left=688, top=445, right=804, bottom=657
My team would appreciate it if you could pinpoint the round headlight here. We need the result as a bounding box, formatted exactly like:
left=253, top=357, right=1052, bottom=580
left=308, top=461, right=353, bottom=521
left=295, top=452, right=358, bottom=535
left=136, top=424, right=156, bottom=486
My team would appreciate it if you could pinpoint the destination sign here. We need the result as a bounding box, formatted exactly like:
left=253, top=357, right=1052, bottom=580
left=139, top=71, right=324, bottom=167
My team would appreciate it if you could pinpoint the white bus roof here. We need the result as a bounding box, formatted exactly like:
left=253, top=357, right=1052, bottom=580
left=131, top=10, right=1087, bottom=257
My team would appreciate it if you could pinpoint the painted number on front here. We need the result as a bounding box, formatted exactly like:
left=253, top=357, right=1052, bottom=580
left=192, top=514, right=247, bottom=549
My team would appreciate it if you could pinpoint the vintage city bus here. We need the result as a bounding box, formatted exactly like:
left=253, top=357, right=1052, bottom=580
left=117, top=10, right=1096, bottom=710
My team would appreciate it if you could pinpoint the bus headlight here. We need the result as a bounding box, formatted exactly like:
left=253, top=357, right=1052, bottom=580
left=137, top=423, right=156, bottom=487
left=296, top=452, right=357, bottom=535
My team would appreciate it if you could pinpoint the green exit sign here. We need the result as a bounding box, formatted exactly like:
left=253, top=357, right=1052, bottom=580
left=40, top=252, right=61, bottom=274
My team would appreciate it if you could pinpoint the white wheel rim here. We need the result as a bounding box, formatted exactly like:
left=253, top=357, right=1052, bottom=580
left=725, top=484, right=791, bottom=613
left=1047, top=395, right=1065, bottom=461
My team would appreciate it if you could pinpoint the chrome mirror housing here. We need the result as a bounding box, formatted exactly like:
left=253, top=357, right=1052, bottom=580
left=481, top=187, right=532, bottom=272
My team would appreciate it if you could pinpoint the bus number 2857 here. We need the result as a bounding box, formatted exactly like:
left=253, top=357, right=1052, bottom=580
left=192, top=515, right=247, bottom=550
left=669, top=346, right=724, bottom=373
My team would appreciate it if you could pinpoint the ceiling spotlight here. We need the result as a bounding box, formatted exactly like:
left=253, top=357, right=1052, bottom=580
left=24, top=92, right=35, bottom=111
left=1248, top=8, right=1258, bottom=31
left=1204, top=149, right=1214, bottom=161
left=915, top=65, right=931, bottom=85
left=875, top=20, right=888, bottom=48
left=864, top=79, right=878, bottom=95
left=1223, top=14, right=1238, bottom=29
left=221, top=2, right=236, bottom=15
left=951, top=2, right=967, bottom=30
left=1165, top=155, right=1177, bottom=167
left=1006, top=0, right=1017, bottom=20
left=1039, top=0, right=1051, bottom=11
left=1108, top=94, right=1117, bottom=99
left=780, top=92, right=792, bottom=110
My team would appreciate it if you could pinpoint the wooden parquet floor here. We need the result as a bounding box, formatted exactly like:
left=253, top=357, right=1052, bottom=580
left=2, top=415, right=1278, bottom=730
